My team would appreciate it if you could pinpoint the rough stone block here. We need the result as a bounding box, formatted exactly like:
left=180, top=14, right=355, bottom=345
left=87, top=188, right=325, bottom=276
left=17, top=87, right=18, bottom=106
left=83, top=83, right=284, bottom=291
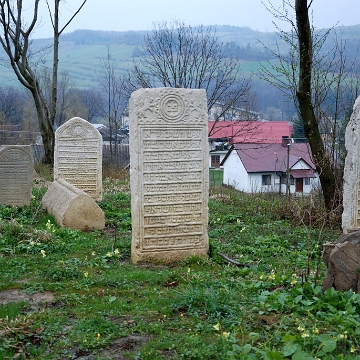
left=42, top=179, right=105, bottom=231
left=322, top=241, right=360, bottom=292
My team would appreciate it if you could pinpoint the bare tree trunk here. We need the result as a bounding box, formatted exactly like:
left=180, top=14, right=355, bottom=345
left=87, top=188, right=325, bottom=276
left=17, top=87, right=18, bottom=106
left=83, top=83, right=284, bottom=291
left=295, top=0, right=339, bottom=213
left=0, top=0, right=87, bottom=165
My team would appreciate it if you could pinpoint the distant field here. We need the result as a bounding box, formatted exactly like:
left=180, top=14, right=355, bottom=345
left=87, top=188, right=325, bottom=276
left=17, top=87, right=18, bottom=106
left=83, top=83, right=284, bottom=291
left=0, top=24, right=357, bottom=90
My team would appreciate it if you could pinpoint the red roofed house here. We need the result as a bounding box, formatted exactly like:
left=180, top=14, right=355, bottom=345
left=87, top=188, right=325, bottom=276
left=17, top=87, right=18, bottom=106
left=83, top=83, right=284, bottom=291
left=208, top=121, right=292, bottom=168
left=220, top=141, right=320, bottom=194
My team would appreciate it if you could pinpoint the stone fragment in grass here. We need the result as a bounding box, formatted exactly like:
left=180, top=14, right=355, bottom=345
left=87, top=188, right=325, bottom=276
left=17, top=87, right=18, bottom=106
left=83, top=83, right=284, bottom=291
left=42, top=178, right=105, bottom=231
left=322, top=238, right=360, bottom=293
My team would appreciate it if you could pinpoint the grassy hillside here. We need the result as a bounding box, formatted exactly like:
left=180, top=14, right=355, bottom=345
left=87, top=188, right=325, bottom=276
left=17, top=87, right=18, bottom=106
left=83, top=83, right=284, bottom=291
left=0, top=24, right=359, bottom=90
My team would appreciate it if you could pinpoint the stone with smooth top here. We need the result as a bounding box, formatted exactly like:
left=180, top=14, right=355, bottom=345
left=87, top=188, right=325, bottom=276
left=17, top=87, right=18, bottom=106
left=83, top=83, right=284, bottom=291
left=129, top=87, right=209, bottom=263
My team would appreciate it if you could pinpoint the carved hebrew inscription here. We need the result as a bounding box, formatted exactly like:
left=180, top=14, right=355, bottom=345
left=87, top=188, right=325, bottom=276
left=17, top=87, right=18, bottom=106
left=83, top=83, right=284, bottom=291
left=0, top=146, right=34, bottom=206
left=130, top=88, right=209, bottom=263
left=54, top=117, right=103, bottom=201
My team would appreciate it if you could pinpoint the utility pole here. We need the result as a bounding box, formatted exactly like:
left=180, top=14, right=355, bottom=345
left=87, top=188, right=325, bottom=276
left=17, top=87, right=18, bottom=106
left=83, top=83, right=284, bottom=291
left=286, top=141, right=291, bottom=198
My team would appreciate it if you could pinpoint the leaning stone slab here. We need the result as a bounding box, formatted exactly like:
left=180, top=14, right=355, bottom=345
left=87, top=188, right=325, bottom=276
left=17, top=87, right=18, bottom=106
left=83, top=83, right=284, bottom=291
left=342, top=96, right=360, bottom=233
left=129, top=87, right=209, bottom=263
left=42, top=179, right=105, bottom=231
left=0, top=145, right=34, bottom=206
left=54, top=117, right=103, bottom=201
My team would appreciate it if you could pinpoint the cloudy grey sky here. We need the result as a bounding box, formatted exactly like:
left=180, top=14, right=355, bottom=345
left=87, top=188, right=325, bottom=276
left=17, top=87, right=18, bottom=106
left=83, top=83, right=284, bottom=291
left=29, top=0, right=360, bottom=39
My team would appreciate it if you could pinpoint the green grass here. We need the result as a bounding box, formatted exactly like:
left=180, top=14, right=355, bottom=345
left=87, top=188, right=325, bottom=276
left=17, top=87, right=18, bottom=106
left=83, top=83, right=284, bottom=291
left=1, top=172, right=359, bottom=359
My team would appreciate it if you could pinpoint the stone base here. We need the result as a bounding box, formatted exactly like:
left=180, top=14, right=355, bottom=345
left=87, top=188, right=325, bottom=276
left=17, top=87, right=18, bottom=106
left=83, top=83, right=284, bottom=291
left=131, top=247, right=208, bottom=264
left=42, top=179, right=105, bottom=231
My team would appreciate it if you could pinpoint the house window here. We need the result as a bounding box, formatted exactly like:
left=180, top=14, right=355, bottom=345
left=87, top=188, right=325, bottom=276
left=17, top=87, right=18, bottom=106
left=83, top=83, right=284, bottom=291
left=281, top=174, right=286, bottom=184
left=304, top=177, right=310, bottom=185
left=211, top=155, right=221, bottom=168
left=281, top=173, right=295, bottom=185
left=262, top=174, right=271, bottom=186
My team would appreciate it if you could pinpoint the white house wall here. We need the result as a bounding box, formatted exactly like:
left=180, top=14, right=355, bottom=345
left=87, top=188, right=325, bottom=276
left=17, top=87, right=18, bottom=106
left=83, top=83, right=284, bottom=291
left=222, top=149, right=321, bottom=194
left=250, top=173, right=281, bottom=193
left=292, top=159, right=310, bottom=170
left=223, top=150, right=249, bottom=191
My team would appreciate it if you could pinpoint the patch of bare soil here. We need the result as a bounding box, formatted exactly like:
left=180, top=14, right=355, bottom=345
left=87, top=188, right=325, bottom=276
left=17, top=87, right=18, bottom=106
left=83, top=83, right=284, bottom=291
left=68, top=335, right=151, bottom=360
left=0, top=289, right=54, bottom=305
left=99, top=335, right=151, bottom=359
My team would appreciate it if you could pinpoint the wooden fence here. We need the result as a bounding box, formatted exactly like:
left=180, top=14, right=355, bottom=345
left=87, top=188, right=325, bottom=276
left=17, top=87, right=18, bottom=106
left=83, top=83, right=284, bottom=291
left=30, top=144, right=130, bottom=168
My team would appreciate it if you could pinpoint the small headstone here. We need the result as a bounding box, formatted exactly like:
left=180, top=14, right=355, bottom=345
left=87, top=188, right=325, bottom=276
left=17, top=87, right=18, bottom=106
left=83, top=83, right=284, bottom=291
left=54, top=117, right=103, bottom=201
left=342, top=96, right=360, bottom=233
left=0, top=145, right=34, bottom=206
left=129, top=88, right=209, bottom=263
left=42, top=179, right=105, bottom=231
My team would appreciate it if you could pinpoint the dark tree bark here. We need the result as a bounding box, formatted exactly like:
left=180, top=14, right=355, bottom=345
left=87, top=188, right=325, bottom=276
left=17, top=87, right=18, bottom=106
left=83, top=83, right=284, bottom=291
left=295, top=0, right=339, bottom=213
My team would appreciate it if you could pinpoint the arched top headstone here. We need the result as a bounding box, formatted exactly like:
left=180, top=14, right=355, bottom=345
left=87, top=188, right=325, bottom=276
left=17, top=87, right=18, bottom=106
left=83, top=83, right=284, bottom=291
left=56, top=117, right=102, bottom=140
left=0, top=145, right=34, bottom=206
left=54, top=117, right=103, bottom=201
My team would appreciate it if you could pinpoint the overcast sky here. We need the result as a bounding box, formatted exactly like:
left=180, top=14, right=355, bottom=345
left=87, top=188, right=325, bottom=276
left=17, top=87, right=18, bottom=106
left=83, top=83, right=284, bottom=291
left=28, top=0, right=360, bottom=39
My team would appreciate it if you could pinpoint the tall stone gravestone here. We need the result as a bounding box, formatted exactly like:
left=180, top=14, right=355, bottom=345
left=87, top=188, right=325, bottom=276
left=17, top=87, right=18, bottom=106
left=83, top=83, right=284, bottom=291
left=129, top=88, right=209, bottom=263
left=54, top=117, right=103, bottom=201
left=343, top=96, right=360, bottom=233
left=0, top=145, right=34, bottom=206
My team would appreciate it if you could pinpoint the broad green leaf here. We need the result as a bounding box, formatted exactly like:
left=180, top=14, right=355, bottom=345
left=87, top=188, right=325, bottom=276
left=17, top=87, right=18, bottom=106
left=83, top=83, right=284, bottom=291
left=248, top=332, right=259, bottom=342
left=292, top=350, right=312, bottom=360
left=242, top=344, right=253, bottom=354
left=318, top=334, right=337, bottom=353
left=109, top=296, right=117, bottom=303
left=231, top=344, right=243, bottom=354
left=265, top=350, right=282, bottom=360
left=283, top=341, right=301, bottom=357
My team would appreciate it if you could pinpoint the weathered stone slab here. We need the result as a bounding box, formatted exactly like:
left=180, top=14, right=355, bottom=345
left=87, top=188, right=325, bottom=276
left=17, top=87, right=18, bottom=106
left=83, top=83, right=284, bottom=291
left=342, top=96, right=360, bottom=233
left=54, top=117, right=103, bottom=201
left=42, top=179, right=105, bottom=231
left=0, top=145, right=34, bottom=206
left=322, top=241, right=360, bottom=293
left=129, top=87, right=209, bottom=263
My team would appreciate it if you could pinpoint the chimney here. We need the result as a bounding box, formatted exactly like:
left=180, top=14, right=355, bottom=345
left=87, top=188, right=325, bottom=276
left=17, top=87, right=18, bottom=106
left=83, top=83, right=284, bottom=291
left=282, top=136, right=291, bottom=147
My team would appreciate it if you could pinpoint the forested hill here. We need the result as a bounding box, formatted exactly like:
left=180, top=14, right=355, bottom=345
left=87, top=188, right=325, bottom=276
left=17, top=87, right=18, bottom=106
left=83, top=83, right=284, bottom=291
left=0, top=24, right=359, bottom=89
